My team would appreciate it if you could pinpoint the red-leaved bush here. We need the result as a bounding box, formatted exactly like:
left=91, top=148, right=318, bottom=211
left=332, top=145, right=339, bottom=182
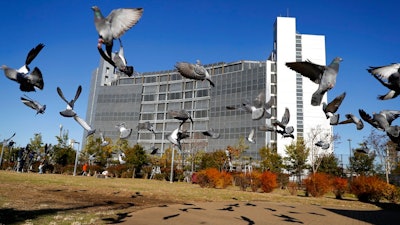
left=260, top=171, right=277, bottom=193
left=304, top=172, right=331, bottom=197
left=196, top=168, right=232, bottom=188
left=350, top=175, right=399, bottom=203
left=331, top=177, right=348, bottom=199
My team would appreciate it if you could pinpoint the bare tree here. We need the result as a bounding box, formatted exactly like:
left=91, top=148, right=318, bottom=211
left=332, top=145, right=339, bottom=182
left=306, top=125, right=339, bottom=174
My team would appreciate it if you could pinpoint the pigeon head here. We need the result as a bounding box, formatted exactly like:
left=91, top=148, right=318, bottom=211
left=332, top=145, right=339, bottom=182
left=91, top=6, right=103, bottom=19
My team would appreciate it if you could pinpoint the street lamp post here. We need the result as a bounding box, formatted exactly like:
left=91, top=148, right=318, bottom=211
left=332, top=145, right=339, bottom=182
left=170, top=146, right=175, bottom=183
left=70, top=140, right=80, bottom=176
left=347, top=139, right=352, bottom=180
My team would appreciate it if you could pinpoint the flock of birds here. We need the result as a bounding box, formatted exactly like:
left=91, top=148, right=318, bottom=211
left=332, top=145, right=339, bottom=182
left=2, top=5, right=400, bottom=164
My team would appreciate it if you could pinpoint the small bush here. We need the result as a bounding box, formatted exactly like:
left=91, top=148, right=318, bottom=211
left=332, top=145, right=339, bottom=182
left=287, top=182, right=298, bottom=195
left=277, top=173, right=290, bottom=189
left=233, top=173, right=250, bottom=191
left=196, top=168, right=232, bottom=189
left=331, top=177, right=348, bottom=199
left=351, top=175, right=399, bottom=203
left=260, top=171, right=277, bottom=193
left=249, top=171, right=262, bottom=192
left=304, top=173, right=331, bottom=197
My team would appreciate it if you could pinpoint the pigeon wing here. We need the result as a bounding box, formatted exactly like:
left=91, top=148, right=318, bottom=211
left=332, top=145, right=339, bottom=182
left=25, top=43, right=45, bottom=66
left=325, top=92, right=346, bottom=113
left=175, top=62, right=201, bottom=79
left=108, top=8, right=144, bottom=39
left=367, top=63, right=400, bottom=80
left=359, top=109, right=379, bottom=128
left=381, top=110, right=400, bottom=125
left=74, top=115, right=93, bottom=131
left=26, top=67, right=44, bottom=90
left=285, top=60, right=325, bottom=84
left=73, top=85, right=82, bottom=103
left=57, top=87, right=69, bottom=104
left=21, top=97, right=38, bottom=111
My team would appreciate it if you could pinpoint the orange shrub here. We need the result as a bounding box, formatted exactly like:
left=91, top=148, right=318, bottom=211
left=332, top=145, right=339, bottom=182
left=249, top=171, right=262, bottom=192
left=331, top=177, right=348, bottom=199
left=304, top=172, right=331, bottom=197
left=196, top=168, right=232, bottom=189
left=350, top=175, right=398, bottom=203
left=260, top=171, right=277, bottom=193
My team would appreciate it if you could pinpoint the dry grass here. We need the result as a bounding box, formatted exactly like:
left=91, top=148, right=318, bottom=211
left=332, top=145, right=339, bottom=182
left=0, top=170, right=381, bottom=224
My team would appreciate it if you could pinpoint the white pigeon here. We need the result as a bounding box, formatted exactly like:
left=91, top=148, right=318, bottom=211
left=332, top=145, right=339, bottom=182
left=246, top=128, right=256, bottom=144
left=99, top=131, right=109, bottom=147
left=116, top=122, right=132, bottom=139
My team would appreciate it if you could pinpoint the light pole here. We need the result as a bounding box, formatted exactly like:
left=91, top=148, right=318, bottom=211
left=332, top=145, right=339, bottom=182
left=347, top=139, right=352, bottom=179
left=70, top=139, right=80, bottom=176
left=170, top=146, right=175, bottom=183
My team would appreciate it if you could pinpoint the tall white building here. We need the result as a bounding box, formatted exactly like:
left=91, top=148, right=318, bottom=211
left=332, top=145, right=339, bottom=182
left=266, top=17, right=332, bottom=157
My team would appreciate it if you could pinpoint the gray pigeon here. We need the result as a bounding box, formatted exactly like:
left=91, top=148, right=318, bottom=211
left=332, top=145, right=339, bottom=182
left=286, top=57, right=343, bottom=106
left=323, top=92, right=346, bottom=125
left=226, top=99, right=265, bottom=120
left=57, top=85, right=82, bottom=117
left=175, top=60, right=215, bottom=87
left=273, top=107, right=291, bottom=130
left=386, top=125, right=400, bottom=151
left=137, top=121, right=156, bottom=134
left=202, top=129, right=220, bottom=139
left=315, top=140, right=330, bottom=150
left=20, top=95, right=46, bottom=114
left=367, top=63, right=400, bottom=100
left=359, top=109, right=400, bottom=137
left=73, top=115, right=96, bottom=137
left=116, top=122, right=132, bottom=139
left=92, top=6, right=144, bottom=58
left=1, top=43, right=45, bottom=92
left=168, top=109, right=193, bottom=126
left=97, top=38, right=134, bottom=76
left=338, top=113, right=364, bottom=130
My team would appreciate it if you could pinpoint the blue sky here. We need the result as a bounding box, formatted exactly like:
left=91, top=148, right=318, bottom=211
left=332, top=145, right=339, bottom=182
left=0, top=0, right=399, bottom=159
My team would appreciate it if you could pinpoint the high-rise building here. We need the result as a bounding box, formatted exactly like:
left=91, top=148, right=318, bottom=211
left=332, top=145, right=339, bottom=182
left=85, top=16, right=332, bottom=160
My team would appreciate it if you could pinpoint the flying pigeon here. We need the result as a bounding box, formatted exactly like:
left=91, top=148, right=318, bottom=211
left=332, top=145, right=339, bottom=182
left=1, top=65, right=44, bottom=92
left=1, top=43, right=45, bottom=92
left=116, top=122, right=132, bottom=139
left=168, top=109, right=193, bottom=126
left=367, top=63, right=400, bottom=100
left=175, top=60, right=215, bottom=87
left=57, top=85, right=82, bottom=117
left=386, top=125, right=400, bottom=151
left=20, top=95, right=46, bottom=114
left=118, top=151, right=126, bottom=164
left=92, top=6, right=144, bottom=58
left=359, top=109, right=400, bottom=137
left=226, top=100, right=265, bottom=120
left=137, top=121, right=156, bottom=134
left=246, top=128, right=256, bottom=144
left=202, top=129, right=220, bottom=139
left=97, top=38, right=134, bottom=76
left=273, top=107, right=293, bottom=131
left=286, top=57, right=343, bottom=106
left=73, top=115, right=96, bottom=137
left=150, top=146, right=159, bottom=155
left=315, top=140, right=330, bottom=150
left=338, top=113, right=364, bottom=130
left=323, top=92, right=346, bottom=125
left=99, top=131, right=109, bottom=147
left=167, top=125, right=189, bottom=151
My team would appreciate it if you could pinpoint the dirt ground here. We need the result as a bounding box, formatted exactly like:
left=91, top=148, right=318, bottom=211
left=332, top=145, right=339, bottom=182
left=0, top=179, right=179, bottom=224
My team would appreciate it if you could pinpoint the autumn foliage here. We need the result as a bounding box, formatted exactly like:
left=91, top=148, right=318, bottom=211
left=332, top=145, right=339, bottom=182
left=304, top=172, right=331, bottom=197
left=331, top=177, right=348, bottom=199
left=196, top=168, right=232, bottom=188
left=350, top=175, right=399, bottom=203
left=260, top=171, right=278, bottom=193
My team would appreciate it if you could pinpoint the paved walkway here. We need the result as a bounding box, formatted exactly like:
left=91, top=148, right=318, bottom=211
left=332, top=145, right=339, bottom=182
left=122, top=201, right=400, bottom=225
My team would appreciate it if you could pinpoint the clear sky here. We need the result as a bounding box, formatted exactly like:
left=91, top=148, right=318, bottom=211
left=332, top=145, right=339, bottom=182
left=0, top=0, right=399, bottom=159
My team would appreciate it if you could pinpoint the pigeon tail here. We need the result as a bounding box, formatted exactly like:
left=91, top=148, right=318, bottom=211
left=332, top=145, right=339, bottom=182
left=378, top=90, right=400, bottom=100
left=311, top=90, right=325, bottom=106
left=330, top=114, right=340, bottom=125
left=207, top=79, right=215, bottom=87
